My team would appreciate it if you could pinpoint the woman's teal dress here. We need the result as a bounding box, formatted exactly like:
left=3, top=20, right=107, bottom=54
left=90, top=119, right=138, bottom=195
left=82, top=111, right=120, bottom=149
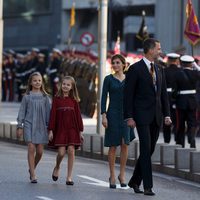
left=101, top=74, right=135, bottom=147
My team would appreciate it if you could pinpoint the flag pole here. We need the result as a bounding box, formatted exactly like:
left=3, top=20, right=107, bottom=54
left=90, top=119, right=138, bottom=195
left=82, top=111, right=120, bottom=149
left=67, top=1, right=75, bottom=50
left=67, top=26, right=72, bottom=50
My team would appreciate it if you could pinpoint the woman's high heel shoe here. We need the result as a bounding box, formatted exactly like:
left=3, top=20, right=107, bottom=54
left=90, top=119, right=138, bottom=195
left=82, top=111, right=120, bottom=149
left=118, top=176, right=127, bottom=187
left=52, top=167, right=59, bottom=181
left=109, top=178, right=116, bottom=189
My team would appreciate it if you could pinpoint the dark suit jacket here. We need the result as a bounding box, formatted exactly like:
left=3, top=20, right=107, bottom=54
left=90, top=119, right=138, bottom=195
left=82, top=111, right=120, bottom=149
left=124, top=59, right=170, bottom=126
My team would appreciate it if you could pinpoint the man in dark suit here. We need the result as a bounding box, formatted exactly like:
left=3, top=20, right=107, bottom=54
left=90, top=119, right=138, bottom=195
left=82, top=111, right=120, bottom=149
left=124, top=38, right=171, bottom=195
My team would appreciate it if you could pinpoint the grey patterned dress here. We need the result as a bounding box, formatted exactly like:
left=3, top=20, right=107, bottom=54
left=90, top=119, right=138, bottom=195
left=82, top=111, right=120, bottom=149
left=17, top=92, right=51, bottom=144
left=101, top=74, right=135, bottom=147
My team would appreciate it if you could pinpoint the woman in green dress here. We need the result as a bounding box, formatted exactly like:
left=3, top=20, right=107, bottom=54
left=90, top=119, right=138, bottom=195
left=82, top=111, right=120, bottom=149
left=101, top=54, right=135, bottom=189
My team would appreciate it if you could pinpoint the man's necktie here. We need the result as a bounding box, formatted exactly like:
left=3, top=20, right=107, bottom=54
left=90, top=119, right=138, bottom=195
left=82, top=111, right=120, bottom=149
left=150, top=63, right=156, bottom=85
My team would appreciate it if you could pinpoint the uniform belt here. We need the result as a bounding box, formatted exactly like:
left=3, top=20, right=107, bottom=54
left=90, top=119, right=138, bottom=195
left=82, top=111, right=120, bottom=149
left=167, top=88, right=172, bottom=92
left=178, top=90, right=196, bottom=94
left=49, top=69, right=57, bottom=74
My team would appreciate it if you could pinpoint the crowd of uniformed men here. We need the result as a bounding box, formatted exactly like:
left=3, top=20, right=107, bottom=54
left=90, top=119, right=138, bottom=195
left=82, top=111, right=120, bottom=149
left=159, top=53, right=200, bottom=148
left=2, top=48, right=98, bottom=117
left=2, top=48, right=200, bottom=148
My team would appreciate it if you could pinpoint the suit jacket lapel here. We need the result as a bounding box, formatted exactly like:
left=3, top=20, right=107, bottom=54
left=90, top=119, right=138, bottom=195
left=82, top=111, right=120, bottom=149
left=140, top=60, right=154, bottom=83
left=140, top=59, right=157, bottom=91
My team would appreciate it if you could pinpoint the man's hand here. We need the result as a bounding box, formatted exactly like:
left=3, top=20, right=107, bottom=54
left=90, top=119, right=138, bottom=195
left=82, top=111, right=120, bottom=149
left=127, top=118, right=136, bottom=128
left=164, top=117, right=172, bottom=126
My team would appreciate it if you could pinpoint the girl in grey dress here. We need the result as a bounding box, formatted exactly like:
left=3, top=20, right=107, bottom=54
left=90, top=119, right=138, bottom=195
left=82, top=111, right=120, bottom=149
left=101, top=54, right=135, bottom=189
left=16, top=72, right=51, bottom=183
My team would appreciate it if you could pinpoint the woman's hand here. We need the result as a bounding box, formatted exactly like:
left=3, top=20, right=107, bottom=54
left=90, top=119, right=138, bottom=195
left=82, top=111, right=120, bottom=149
left=102, top=113, right=108, bottom=128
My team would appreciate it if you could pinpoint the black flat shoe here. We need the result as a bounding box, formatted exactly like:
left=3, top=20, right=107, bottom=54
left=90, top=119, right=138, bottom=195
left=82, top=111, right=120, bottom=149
left=52, top=167, right=59, bottom=181
left=109, top=178, right=116, bottom=189
left=52, top=175, right=58, bottom=181
left=66, top=181, right=74, bottom=185
left=118, top=176, right=127, bottom=187
left=144, top=188, right=155, bottom=196
left=129, top=183, right=143, bottom=194
left=30, top=179, right=37, bottom=184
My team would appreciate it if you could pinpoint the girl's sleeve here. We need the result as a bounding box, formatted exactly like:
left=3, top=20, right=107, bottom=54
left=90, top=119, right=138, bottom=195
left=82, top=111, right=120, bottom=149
left=75, top=101, right=84, bottom=132
left=48, top=97, right=57, bottom=131
left=101, top=75, right=109, bottom=114
left=17, top=95, right=27, bottom=128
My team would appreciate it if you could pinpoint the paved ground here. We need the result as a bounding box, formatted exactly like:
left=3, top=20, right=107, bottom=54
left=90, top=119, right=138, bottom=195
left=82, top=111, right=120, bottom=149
left=0, top=141, right=200, bottom=200
left=0, top=102, right=200, bottom=149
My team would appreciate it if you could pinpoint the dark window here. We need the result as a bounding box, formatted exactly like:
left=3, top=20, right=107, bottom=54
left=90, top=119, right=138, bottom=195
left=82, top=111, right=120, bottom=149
left=79, top=9, right=96, bottom=28
left=3, top=0, right=51, bottom=17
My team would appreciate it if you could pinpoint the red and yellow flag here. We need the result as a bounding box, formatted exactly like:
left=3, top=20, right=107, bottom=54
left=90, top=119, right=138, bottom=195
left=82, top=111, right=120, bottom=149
left=184, top=0, right=200, bottom=45
left=70, top=3, right=75, bottom=27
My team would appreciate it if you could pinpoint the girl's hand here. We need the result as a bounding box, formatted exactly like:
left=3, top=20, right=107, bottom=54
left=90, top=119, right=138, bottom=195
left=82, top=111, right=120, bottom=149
left=16, top=128, right=23, bottom=138
left=102, top=114, right=108, bottom=128
left=81, top=134, right=84, bottom=143
left=48, top=130, right=53, bottom=141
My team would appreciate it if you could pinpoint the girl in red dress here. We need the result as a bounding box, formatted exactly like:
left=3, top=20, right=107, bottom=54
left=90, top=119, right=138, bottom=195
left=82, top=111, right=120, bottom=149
left=48, top=76, right=83, bottom=185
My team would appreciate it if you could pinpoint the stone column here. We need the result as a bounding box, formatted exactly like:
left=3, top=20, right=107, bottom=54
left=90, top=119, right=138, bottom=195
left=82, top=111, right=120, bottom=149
left=97, top=0, right=108, bottom=135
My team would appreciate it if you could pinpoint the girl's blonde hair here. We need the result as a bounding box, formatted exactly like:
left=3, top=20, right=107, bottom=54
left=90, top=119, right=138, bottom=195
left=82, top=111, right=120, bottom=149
left=56, top=76, right=80, bottom=102
left=26, top=72, right=48, bottom=95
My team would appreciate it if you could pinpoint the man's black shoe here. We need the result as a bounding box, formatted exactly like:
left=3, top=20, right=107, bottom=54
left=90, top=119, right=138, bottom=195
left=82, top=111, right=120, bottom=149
left=129, top=183, right=143, bottom=193
left=144, top=189, right=155, bottom=196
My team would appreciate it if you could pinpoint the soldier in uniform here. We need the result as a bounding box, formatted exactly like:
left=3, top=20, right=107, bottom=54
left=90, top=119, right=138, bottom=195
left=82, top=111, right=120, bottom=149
left=30, top=48, right=40, bottom=70
left=2, top=53, right=8, bottom=101
left=36, top=53, right=46, bottom=77
left=23, top=48, right=39, bottom=85
left=15, top=53, right=26, bottom=101
left=6, top=53, right=16, bottom=101
left=47, top=48, right=62, bottom=96
left=163, top=53, right=180, bottom=143
left=173, top=55, right=200, bottom=148
left=195, top=58, right=200, bottom=136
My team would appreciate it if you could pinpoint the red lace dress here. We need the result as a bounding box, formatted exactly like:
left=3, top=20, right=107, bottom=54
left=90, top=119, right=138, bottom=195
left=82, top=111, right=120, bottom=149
left=48, top=96, right=83, bottom=148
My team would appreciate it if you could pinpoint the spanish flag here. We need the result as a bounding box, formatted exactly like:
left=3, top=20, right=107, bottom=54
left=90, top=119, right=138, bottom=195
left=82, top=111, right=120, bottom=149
left=184, top=0, right=200, bottom=45
left=70, top=3, right=75, bottom=27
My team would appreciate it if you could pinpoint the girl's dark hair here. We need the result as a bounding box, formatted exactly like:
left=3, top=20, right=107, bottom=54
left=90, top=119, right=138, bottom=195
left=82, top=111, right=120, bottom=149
left=26, top=72, right=48, bottom=95
left=111, top=54, right=126, bottom=71
left=56, top=76, right=80, bottom=102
